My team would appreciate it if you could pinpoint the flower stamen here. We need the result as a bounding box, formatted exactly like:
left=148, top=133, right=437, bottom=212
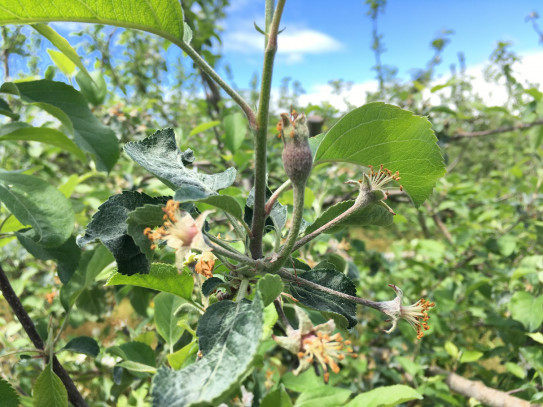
left=378, top=284, right=435, bottom=339
left=273, top=307, right=357, bottom=382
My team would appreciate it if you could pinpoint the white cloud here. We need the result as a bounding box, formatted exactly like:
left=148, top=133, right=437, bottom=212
left=298, top=81, right=379, bottom=111
left=298, top=50, right=543, bottom=112
left=223, top=28, right=343, bottom=63
left=426, top=49, right=543, bottom=107
left=50, top=22, right=86, bottom=33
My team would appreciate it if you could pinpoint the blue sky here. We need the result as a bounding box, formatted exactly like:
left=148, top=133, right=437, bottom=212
left=219, top=0, right=543, bottom=92
left=7, top=0, right=541, bottom=110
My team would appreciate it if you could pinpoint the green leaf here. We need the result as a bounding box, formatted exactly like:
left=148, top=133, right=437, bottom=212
left=344, top=384, right=423, bottom=407
left=16, top=234, right=80, bottom=284
left=189, top=120, right=220, bottom=136
left=106, top=263, right=194, bottom=299
left=0, top=1, right=185, bottom=45
left=77, top=191, right=169, bottom=275
left=509, top=291, right=543, bottom=331
left=33, top=363, right=68, bottom=407
left=167, top=340, right=198, bottom=370
left=201, top=277, right=227, bottom=296
left=395, top=356, right=422, bottom=377
left=444, top=341, right=459, bottom=360
left=117, top=360, right=157, bottom=374
left=0, top=126, right=86, bottom=161
left=223, top=112, right=247, bottom=153
left=261, top=384, right=292, bottom=407
left=0, top=377, right=20, bottom=407
left=0, top=97, right=19, bottom=119
left=304, top=201, right=394, bottom=236
left=152, top=290, right=264, bottom=406
left=75, top=70, right=107, bottom=106
left=60, top=245, right=114, bottom=310
left=62, top=336, right=99, bottom=357
left=0, top=171, right=74, bottom=247
left=32, top=23, right=93, bottom=81
left=314, top=103, right=445, bottom=206
left=281, top=369, right=323, bottom=393
left=174, top=188, right=244, bottom=222
left=125, top=128, right=236, bottom=194
left=520, top=347, right=543, bottom=378
left=0, top=80, right=119, bottom=172
left=505, top=362, right=526, bottom=379
left=497, top=234, right=517, bottom=256
left=459, top=350, right=483, bottom=363
left=107, top=341, right=156, bottom=367
left=527, top=332, right=543, bottom=344
left=195, top=301, right=240, bottom=354
left=258, top=274, right=284, bottom=307
left=47, top=48, right=76, bottom=76
left=294, top=386, right=351, bottom=407
left=155, top=292, right=186, bottom=345
left=288, top=268, right=358, bottom=328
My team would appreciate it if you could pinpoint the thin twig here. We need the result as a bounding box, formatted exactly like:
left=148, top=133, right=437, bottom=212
left=449, top=118, right=543, bottom=140
left=177, top=41, right=256, bottom=130
left=274, top=298, right=292, bottom=329
left=0, top=264, right=89, bottom=407
left=276, top=268, right=381, bottom=311
left=424, top=202, right=454, bottom=244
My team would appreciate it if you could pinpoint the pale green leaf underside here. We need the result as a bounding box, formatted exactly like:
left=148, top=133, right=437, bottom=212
left=0, top=0, right=184, bottom=46
left=315, top=102, right=445, bottom=206
left=125, top=128, right=236, bottom=194
left=0, top=126, right=86, bottom=161
left=509, top=291, right=543, bottom=332
left=0, top=171, right=74, bottom=247
left=33, top=365, right=68, bottom=407
left=152, top=292, right=264, bottom=407
left=154, top=292, right=186, bottom=345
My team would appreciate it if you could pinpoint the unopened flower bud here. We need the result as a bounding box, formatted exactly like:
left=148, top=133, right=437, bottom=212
left=279, top=111, right=313, bottom=187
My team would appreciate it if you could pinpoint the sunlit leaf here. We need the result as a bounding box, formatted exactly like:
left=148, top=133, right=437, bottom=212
left=345, top=384, right=423, bottom=407
left=33, top=363, right=68, bottom=407
left=0, top=80, right=118, bottom=171
left=107, top=263, right=193, bottom=300
left=0, top=1, right=184, bottom=45
left=314, top=103, right=445, bottom=206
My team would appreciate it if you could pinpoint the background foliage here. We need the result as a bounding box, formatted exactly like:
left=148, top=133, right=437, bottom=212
left=0, top=1, right=542, bottom=406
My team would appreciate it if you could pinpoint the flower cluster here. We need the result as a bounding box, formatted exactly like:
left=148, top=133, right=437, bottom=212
left=144, top=199, right=213, bottom=272
left=273, top=306, right=357, bottom=382
left=378, top=284, right=435, bottom=339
